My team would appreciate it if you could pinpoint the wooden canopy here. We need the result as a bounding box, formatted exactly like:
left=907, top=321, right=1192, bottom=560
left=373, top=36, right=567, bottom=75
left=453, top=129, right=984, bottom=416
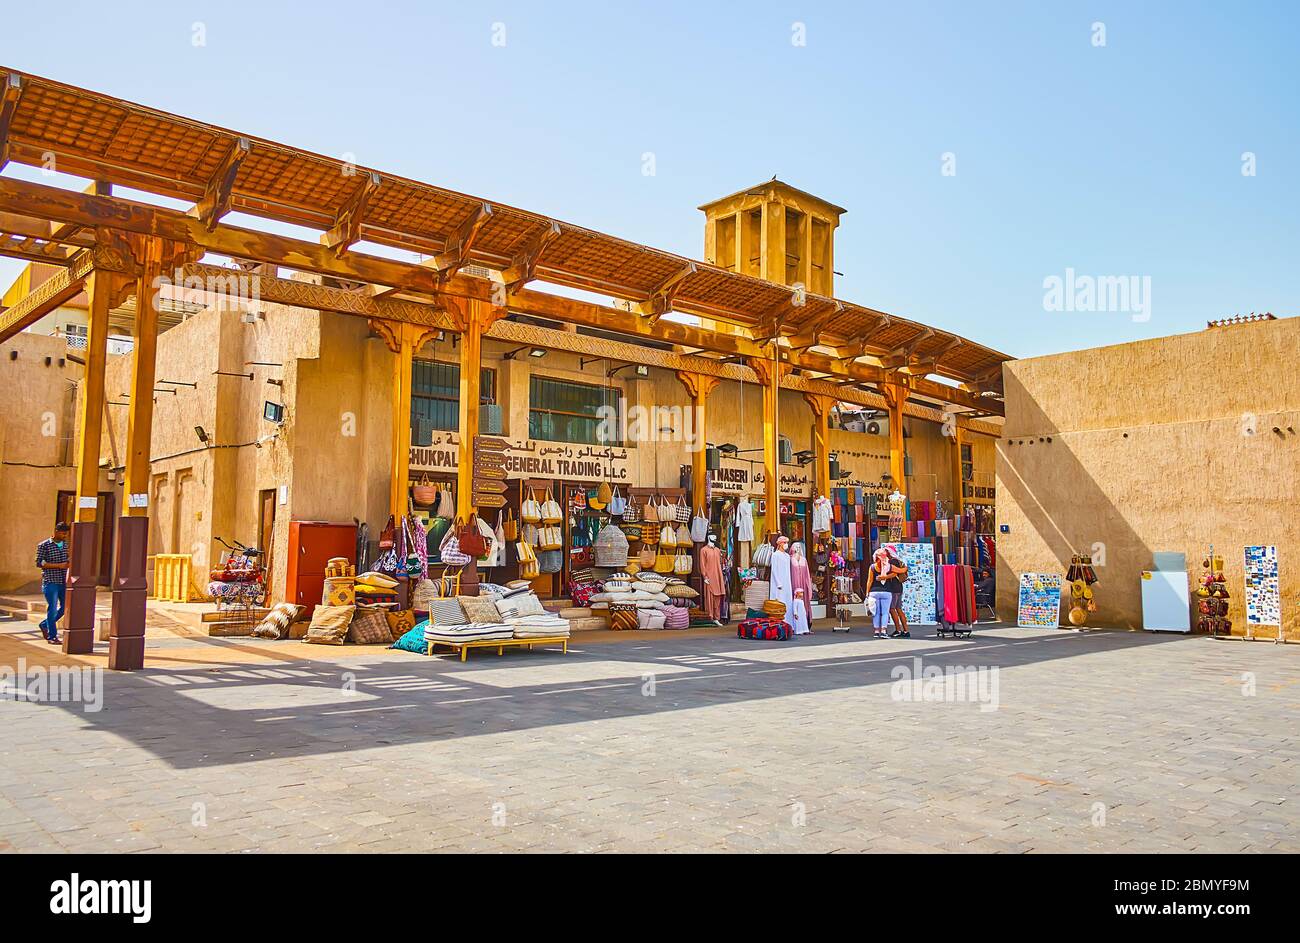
left=0, top=66, right=1010, bottom=407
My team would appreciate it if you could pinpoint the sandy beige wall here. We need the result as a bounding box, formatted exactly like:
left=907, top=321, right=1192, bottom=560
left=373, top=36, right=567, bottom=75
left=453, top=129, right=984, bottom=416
left=996, top=317, right=1299, bottom=638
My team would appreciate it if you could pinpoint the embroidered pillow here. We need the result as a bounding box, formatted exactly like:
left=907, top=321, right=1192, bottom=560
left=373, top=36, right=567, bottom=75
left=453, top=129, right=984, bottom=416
left=348, top=607, right=392, bottom=644
left=253, top=602, right=301, bottom=639
left=458, top=595, right=503, bottom=623
left=303, top=605, right=353, bottom=645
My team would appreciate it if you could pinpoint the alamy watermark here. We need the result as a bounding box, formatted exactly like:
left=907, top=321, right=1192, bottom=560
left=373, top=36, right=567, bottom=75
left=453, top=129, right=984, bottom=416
left=0, top=659, right=103, bottom=712
left=890, top=657, right=999, bottom=712
left=1043, top=268, right=1151, bottom=322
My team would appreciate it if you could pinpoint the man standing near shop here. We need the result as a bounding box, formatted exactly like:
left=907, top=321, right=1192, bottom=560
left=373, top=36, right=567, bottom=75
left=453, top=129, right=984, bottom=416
left=35, top=522, right=71, bottom=645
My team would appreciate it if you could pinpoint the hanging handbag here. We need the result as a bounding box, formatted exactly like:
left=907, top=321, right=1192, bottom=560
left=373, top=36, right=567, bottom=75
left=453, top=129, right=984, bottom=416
left=521, top=522, right=539, bottom=547
left=540, top=525, right=563, bottom=551
left=673, top=494, right=691, bottom=524
left=537, top=549, right=563, bottom=574
left=752, top=540, right=774, bottom=568
left=622, top=493, right=640, bottom=523
left=378, top=514, right=396, bottom=551
left=411, top=474, right=439, bottom=507
left=478, top=516, right=501, bottom=567
left=641, top=522, right=658, bottom=546
left=689, top=508, right=708, bottom=543
left=457, top=515, right=488, bottom=558
left=516, top=539, right=540, bottom=579
left=521, top=488, right=542, bottom=524
left=659, top=522, right=678, bottom=549
left=541, top=488, right=564, bottom=524
left=439, top=525, right=472, bottom=567
left=435, top=486, right=456, bottom=520
left=674, top=548, right=693, bottom=576
left=654, top=549, right=675, bottom=574
left=501, top=508, right=518, bottom=542
left=643, top=496, right=659, bottom=523
left=638, top=545, right=656, bottom=569
left=675, top=521, right=692, bottom=546
left=608, top=485, right=627, bottom=516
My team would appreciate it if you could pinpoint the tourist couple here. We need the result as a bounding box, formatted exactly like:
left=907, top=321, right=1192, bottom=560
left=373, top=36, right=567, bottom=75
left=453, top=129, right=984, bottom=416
left=866, top=545, right=909, bottom=638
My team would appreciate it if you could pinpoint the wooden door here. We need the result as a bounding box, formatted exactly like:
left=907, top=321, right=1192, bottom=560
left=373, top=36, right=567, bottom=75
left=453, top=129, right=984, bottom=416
left=258, top=489, right=276, bottom=599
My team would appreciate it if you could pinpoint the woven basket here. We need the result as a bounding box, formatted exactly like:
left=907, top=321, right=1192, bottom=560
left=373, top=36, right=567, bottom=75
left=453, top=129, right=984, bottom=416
left=594, top=523, right=630, bottom=567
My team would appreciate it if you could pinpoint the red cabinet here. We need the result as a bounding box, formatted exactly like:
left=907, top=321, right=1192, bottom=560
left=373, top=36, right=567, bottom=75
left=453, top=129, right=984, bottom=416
left=285, top=521, right=357, bottom=617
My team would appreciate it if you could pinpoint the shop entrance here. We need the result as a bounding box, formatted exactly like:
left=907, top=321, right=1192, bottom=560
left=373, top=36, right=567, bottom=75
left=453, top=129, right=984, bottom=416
left=55, top=490, right=115, bottom=586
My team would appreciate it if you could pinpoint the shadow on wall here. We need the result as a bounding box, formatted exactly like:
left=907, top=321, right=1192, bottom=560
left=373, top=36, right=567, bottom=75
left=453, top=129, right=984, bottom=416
left=995, top=368, right=1157, bottom=630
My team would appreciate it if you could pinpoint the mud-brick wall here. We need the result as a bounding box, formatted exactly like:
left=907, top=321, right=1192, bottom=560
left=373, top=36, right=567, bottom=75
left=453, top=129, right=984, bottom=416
left=996, top=317, right=1300, bottom=638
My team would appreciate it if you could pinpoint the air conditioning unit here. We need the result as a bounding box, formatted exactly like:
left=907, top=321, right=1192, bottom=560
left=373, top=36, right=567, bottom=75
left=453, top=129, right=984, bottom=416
left=412, top=418, right=435, bottom=447
left=479, top=403, right=503, bottom=435
left=828, top=455, right=841, bottom=480
left=865, top=418, right=887, bottom=437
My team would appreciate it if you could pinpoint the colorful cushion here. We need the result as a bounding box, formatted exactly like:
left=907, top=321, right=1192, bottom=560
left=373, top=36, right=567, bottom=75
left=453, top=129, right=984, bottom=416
left=385, top=608, right=417, bottom=642
left=252, top=602, right=301, bottom=639
left=348, top=607, right=392, bottom=644
left=427, top=597, right=467, bottom=625
left=458, top=595, right=503, bottom=623
left=391, top=620, right=431, bottom=654
left=303, top=605, right=353, bottom=645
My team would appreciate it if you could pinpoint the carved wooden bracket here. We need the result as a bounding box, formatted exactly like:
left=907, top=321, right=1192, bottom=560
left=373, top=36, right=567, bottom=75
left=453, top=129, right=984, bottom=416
left=674, top=370, right=720, bottom=401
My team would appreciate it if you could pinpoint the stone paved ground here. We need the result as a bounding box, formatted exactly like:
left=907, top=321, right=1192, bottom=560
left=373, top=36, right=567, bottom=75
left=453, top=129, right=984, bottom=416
left=0, top=616, right=1296, bottom=853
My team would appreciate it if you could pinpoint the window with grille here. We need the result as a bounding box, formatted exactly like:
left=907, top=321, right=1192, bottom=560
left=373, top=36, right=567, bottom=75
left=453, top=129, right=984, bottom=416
left=410, top=360, right=495, bottom=433
left=528, top=376, right=621, bottom=445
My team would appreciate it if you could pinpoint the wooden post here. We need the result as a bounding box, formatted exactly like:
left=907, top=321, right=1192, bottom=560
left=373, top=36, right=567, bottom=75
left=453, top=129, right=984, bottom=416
left=950, top=414, right=965, bottom=517
left=373, top=319, right=439, bottom=523
left=882, top=379, right=909, bottom=500
left=802, top=392, right=834, bottom=498
left=747, top=352, right=788, bottom=539
left=455, top=299, right=488, bottom=514
left=109, top=238, right=166, bottom=670
left=65, top=268, right=126, bottom=655
left=675, top=371, right=720, bottom=513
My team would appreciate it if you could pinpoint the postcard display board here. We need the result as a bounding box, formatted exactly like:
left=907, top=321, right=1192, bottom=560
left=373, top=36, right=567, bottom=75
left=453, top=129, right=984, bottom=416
left=1244, top=545, right=1281, bottom=630
left=1018, top=573, right=1063, bottom=628
left=893, top=542, right=937, bottom=625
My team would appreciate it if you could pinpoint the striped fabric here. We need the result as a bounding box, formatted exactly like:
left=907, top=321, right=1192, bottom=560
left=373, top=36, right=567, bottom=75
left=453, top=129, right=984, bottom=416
left=427, top=598, right=467, bottom=625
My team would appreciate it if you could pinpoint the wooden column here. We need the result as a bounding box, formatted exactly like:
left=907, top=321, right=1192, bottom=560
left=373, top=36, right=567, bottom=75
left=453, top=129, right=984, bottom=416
left=373, top=319, right=438, bottom=523
left=881, top=379, right=909, bottom=500
left=65, top=268, right=128, bottom=655
left=454, top=299, right=496, bottom=514
left=675, top=371, right=720, bottom=512
left=747, top=353, right=789, bottom=539
left=802, top=392, right=834, bottom=498
left=950, top=415, right=965, bottom=516
left=109, top=238, right=168, bottom=670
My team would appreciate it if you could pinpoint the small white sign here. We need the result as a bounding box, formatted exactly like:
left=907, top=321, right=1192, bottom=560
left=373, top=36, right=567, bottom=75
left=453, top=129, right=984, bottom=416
left=278, top=485, right=288, bottom=506
left=78, top=496, right=98, bottom=509
left=128, top=493, right=149, bottom=508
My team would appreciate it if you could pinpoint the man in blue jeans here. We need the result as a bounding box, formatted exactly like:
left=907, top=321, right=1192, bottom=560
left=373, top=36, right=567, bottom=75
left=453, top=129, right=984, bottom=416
left=35, top=522, right=71, bottom=645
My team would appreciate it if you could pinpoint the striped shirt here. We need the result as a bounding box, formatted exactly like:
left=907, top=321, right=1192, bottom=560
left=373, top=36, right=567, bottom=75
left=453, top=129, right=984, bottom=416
left=36, top=538, right=69, bottom=586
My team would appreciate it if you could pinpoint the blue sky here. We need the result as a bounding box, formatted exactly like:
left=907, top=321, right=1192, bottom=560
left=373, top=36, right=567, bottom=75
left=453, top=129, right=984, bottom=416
left=2, top=0, right=1297, bottom=358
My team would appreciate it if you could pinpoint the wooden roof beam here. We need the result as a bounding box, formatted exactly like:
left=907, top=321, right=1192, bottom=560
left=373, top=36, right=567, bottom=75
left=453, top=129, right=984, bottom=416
left=0, top=73, right=22, bottom=173
left=191, top=137, right=250, bottom=232
left=833, top=312, right=893, bottom=359
left=877, top=327, right=935, bottom=369
left=501, top=220, right=560, bottom=291
left=902, top=335, right=962, bottom=375
left=787, top=300, right=843, bottom=351
left=323, top=171, right=381, bottom=258
left=431, top=201, right=492, bottom=282
left=633, top=261, right=696, bottom=325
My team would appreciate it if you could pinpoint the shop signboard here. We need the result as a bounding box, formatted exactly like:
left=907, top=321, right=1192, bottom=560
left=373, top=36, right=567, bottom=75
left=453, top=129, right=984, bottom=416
left=411, top=434, right=635, bottom=482
left=706, top=459, right=812, bottom=498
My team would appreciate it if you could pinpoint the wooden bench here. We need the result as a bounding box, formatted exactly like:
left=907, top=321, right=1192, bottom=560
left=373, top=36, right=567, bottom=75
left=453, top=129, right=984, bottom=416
left=426, top=636, right=570, bottom=662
